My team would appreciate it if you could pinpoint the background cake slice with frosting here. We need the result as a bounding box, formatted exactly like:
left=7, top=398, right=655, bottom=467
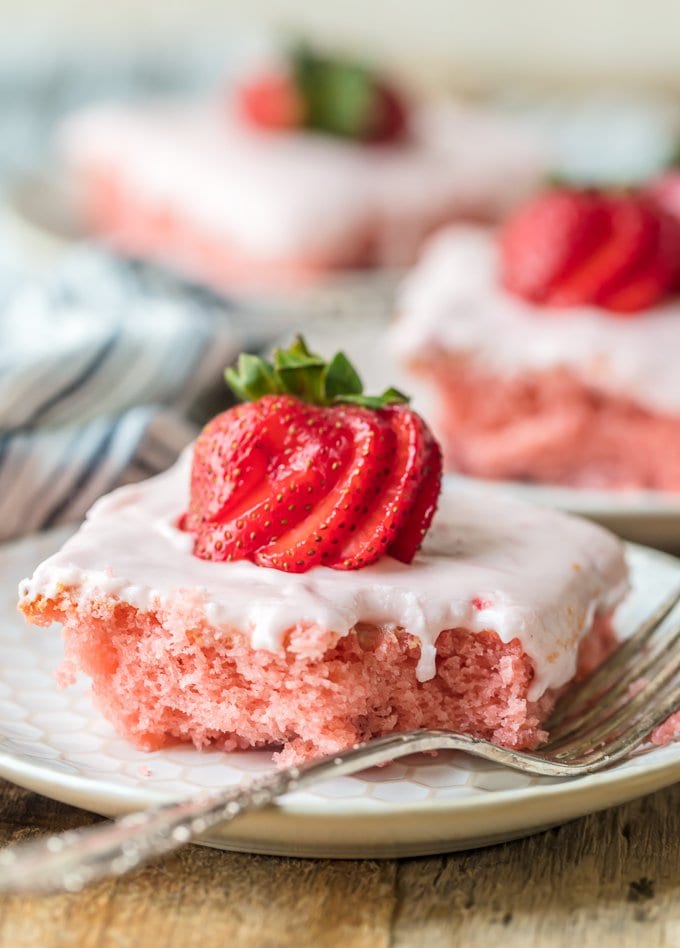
left=59, top=45, right=547, bottom=292
left=392, top=186, right=680, bottom=490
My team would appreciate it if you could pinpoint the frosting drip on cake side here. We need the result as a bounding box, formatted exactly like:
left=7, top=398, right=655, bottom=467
left=18, top=451, right=627, bottom=701
left=392, top=226, right=680, bottom=414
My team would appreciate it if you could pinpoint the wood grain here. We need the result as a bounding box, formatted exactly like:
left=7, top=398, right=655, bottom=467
left=0, top=779, right=679, bottom=948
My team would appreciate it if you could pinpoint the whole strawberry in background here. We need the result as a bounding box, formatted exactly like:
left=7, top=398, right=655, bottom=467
left=500, top=186, right=680, bottom=314
left=236, top=44, right=409, bottom=145
left=182, top=338, right=442, bottom=572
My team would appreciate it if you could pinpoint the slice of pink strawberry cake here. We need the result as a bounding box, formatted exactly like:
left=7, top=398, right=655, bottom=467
left=18, top=340, right=627, bottom=765
left=392, top=186, right=680, bottom=490
left=60, top=45, right=546, bottom=292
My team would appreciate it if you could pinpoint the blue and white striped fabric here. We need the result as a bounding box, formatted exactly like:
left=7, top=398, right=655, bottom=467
left=0, top=248, right=269, bottom=542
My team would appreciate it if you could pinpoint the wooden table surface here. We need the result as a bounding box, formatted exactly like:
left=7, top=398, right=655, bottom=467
left=1, top=778, right=679, bottom=947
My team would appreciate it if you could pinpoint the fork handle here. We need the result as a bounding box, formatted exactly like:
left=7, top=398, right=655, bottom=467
left=0, top=731, right=449, bottom=894
left=0, top=720, right=626, bottom=894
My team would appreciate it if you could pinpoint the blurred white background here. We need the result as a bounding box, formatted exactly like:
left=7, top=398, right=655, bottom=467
left=1, top=0, right=680, bottom=93
left=1, top=0, right=678, bottom=192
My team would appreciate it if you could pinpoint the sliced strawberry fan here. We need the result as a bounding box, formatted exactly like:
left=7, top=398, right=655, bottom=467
left=183, top=337, right=442, bottom=573
left=500, top=186, right=680, bottom=315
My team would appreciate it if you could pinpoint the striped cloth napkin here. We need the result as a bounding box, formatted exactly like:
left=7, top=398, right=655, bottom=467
left=0, top=249, right=268, bottom=542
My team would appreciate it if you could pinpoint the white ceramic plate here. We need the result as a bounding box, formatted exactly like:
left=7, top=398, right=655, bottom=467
left=1, top=527, right=679, bottom=859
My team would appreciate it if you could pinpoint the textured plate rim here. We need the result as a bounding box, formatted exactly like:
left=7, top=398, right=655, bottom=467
left=1, top=733, right=679, bottom=820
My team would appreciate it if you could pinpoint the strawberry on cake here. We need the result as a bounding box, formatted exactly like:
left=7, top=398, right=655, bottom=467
left=60, top=45, right=546, bottom=291
left=18, top=339, right=627, bottom=765
left=392, top=186, right=680, bottom=490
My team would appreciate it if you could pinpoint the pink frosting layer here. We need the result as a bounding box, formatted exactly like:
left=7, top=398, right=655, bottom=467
left=18, top=450, right=627, bottom=701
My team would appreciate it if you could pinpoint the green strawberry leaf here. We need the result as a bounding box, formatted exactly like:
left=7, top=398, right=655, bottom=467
left=333, top=387, right=410, bottom=409
left=292, top=44, right=376, bottom=140
left=225, top=336, right=411, bottom=409
left=323, top=351, right=364, bottom=400
left=274, top=335, right=319, bottom=365
left=225, top=353, right=278, bottom=402
left=273, top=335, right=327, bottom=403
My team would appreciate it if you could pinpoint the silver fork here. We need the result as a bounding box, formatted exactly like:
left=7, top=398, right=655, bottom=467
left=1, top=587, right=679, bottom=895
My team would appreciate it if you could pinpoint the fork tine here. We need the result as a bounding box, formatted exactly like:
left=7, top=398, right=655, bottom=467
left=562, top=678, right=680, bottom=768
left=546, top=635, right=680, bottom=759
left=545, top=615, right=680, bottom=745
left=547, top=585, right=680, bottom=728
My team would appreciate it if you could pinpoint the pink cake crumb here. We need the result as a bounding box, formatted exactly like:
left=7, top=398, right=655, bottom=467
left=628, top=680, right=680, bottom=747
left=412, top=360, right=680, bottom=490
left=651, top=711, right=680, bottom=745
left=25, top=593, right=615, bottom=766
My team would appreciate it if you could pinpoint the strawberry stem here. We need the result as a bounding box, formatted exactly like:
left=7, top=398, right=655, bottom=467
left=225, top=336, right=410, bottom=409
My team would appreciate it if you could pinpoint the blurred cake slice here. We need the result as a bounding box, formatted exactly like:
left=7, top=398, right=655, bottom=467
left=59, top=77, right=546, bottom=292
left=392, top=191, right=680, bottom=490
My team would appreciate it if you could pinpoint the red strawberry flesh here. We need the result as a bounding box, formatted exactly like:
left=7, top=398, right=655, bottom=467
left=501, top=187, right=680, bottom=314
left=363, top=81, right=409, bottom=144
left=500, top=190, right=608, bottom=302
left=236, top=72, right=304, bottom=131
left=193, top=437, right=345, bottom=561
left=254, top=407, right=393, bottom=572
left=388, top=437, right=443, bottom=564
left=548, top=195, right=656, bottom=306
left=336, top=406, right=430, bottom=568
left=184, top=338, right=442, bottom=573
